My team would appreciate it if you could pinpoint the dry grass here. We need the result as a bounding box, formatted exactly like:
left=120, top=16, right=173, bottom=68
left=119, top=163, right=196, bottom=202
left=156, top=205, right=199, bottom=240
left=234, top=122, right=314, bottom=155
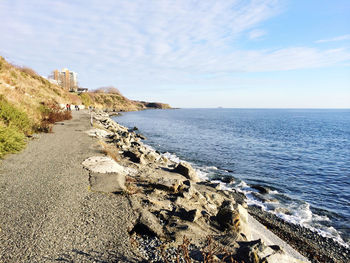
left=159, top=236, right=241, bottom=263
left=0, top=56, right=81, bottom=124
left=99, top=140, right=121, bottom=162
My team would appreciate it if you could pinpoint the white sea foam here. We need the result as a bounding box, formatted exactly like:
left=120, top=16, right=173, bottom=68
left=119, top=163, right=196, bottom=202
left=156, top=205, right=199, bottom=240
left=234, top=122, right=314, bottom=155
left=162, top=152, right=180, bottom=163
left=195, top=168, right=210, bottom=181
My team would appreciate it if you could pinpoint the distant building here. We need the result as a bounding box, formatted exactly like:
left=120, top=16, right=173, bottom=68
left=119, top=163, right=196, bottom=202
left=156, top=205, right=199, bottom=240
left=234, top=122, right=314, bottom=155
left=49, top=68, right=78, bottom=92
left=77, top=87, right=88, bottom=92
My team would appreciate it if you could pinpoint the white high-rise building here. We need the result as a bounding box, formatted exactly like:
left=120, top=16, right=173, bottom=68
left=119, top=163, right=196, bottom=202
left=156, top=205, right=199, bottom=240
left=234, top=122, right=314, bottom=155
left=50, top=68, right=78, bottom=92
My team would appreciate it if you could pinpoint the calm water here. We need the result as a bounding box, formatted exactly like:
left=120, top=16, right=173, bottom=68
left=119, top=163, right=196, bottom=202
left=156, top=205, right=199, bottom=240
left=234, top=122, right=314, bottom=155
left=114, top=109, right=350, bottom=246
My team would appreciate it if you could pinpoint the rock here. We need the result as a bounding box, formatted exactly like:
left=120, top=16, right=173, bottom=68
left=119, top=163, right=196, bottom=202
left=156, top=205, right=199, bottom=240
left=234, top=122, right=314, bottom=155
left=177, top=208, right=201, bottom=222
left=123, top=150, right=145, bottom=164
left=159, top=155, right=168, bottom=164
left=173, top=162, right=200, bottom=182
left=136, top=133, right=147, bottom=140
left=216, top=200, right=240, bottom=231
left=136, top=209, right=165, bottom=238
left=144, top=151, right=158, bottom=163
left=206, top=182, right=222, bottom=190
left=235, top=239, right=304, bottom=263
left=85, top=128, right=113, bottom=138
left=202, top=191, right=224, bottom=207
left=151, top=178, right=184, bottom=193
left=237, top=204, right=251, bottom=240
left=82, top=156, right=127, bottom=174
left=251, top=185, right=270, bottom=194
left=89, top=172, right=126, bottom=193
left=235, top=239, right=267, bottom=263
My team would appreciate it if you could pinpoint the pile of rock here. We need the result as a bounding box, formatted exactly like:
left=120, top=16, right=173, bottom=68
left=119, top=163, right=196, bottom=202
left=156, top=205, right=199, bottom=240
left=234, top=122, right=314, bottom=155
left=82, top=111, right=307, bottom=263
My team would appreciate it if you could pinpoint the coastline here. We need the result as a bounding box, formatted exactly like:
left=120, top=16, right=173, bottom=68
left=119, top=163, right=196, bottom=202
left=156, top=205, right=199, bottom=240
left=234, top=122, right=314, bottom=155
left=102, top=110, right=349, bottom=262
left=88, top=110, right=318, bottom=262
left=1, top=110, right=347, bottom=262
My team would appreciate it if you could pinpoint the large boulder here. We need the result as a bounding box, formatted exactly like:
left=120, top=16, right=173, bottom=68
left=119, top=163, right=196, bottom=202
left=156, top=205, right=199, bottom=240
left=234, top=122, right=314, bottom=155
left=89, top=172, right=126, bottom=193
left=82, top=156, right=126, bottom=174
left=235, top=239, right=305, bottom=263
left=151, top=178, right=184, bottom=193
left=134, top=209, right=165, bottom=239
left=173, top=162, right=200, bottom=182
left=176, top=208, right=201, bottom=222
left=216, top=200, right=240, bottom=231
left=123, top=150, right=145, bottom=164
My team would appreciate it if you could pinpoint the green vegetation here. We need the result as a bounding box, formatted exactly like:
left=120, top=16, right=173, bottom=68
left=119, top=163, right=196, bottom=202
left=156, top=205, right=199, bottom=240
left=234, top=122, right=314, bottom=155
left=79, top=93, right=93, bottom=106
left=0, top=96, right=31, bottom=158
left=0, top=125, right=26, bottom=158
left=0, top=95, right=32, bottom=135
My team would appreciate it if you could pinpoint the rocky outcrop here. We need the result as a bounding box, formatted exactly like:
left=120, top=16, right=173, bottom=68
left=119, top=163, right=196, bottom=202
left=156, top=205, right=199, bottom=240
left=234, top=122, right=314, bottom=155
left=173, top=162, right=200, bottom=182
left=85, top=111, right=309, bottom=263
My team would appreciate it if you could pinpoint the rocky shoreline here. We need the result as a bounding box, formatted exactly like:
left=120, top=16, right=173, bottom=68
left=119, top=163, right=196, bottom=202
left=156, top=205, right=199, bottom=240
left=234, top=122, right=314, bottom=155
left=248, top=206, right=350, bottom=263
left=82, top=111, right=348, bottom=263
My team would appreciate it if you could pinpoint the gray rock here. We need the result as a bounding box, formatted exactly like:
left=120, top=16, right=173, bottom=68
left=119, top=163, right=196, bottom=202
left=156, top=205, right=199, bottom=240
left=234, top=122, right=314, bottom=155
left=177, top=208, right=201, bottom=222
left=216, top=200, right=240, bottom=231
left=151, top=178, right=183, bottom=193
left=144, top=151, right=158, bottom=163
left=235, top=239, right=267, bottom=263
left=89, top=172, right=126, bottom=193
left=137, top=209, right=165, bottom=239
left=123, top=150, right=145, bottom=164
left=173, top=162, right=200, bottom=182
left=251, top=185, right=270, bottom=194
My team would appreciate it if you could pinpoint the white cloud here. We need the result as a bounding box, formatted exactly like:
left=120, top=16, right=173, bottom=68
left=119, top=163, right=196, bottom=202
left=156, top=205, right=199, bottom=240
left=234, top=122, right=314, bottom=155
left=248, top=29, right=267, bottom=40
left=316, top=34, right=350, bottom=43
left=0, top=0, right=349, bottom=92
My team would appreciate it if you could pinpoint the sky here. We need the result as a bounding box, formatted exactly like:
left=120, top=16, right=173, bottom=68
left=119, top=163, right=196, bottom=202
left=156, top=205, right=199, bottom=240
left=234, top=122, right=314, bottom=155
left=0, top=0, right=349, bottom=108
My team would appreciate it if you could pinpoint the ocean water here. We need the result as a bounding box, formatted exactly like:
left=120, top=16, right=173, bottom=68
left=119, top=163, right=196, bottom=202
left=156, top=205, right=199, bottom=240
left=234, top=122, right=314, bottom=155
left=114, top=108, right=350, bottom=246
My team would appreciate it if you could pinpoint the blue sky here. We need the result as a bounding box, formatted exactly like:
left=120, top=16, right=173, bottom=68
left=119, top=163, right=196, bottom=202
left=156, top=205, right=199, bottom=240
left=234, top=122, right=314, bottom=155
left=0, top=0, right=349, bottom=108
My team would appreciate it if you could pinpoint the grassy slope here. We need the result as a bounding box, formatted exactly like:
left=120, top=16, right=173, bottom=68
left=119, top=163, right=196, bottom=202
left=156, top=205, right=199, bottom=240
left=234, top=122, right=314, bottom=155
left=0, top=56, right=170, bottom=158
left=0, top=56, right=81, bottom=124
left=80, top=92, right=171, bottom=111
left=0, top=56, right=82, bottom=157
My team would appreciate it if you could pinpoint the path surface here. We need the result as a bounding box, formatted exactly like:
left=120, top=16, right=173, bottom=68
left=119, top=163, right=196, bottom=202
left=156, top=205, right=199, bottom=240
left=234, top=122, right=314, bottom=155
left=0, top=111, right=140, bottom=262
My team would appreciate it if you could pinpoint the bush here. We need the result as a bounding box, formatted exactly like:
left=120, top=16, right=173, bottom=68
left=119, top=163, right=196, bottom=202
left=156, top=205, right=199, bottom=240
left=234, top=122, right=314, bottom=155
left=79, top=93, right=93, bottom=106
left=0, top=95, right=32, bottom=135
left=0, top=125, right=26, bottom=158
left=37, top=103, right=72, bottom=132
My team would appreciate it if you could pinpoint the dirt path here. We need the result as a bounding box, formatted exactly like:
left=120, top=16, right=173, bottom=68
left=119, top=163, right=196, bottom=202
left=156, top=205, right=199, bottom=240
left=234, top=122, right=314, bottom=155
left=0, top=111, right=140, bottom=262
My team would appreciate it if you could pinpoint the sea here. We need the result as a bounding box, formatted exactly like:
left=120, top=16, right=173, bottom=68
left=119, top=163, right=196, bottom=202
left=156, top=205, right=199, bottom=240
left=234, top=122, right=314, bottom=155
left=113, top=108, right=350, bottom=247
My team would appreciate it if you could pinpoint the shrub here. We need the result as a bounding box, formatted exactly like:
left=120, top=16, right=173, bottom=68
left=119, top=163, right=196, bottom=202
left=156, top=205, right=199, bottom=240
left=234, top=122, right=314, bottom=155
left=0, top=125, right=26, bottom=158
left=94, top=86, right=121, bottom=94
left=79, top=93, right=93, bottom=106
left=0, top=95, right=32, bottom=135
left=37, top=103, right=72, bottom=132
left=16, top=66, right=39, bottom=78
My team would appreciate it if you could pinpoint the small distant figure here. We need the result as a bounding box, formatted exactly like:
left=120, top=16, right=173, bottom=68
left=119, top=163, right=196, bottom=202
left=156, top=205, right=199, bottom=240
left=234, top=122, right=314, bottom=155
left=66, top=104, right=69, bottom=111
left=75, top=105, right=79, bottom=111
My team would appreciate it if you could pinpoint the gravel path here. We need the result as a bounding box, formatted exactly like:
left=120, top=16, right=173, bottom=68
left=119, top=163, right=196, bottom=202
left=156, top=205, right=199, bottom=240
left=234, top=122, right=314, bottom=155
left=0, top=111, right=140, bottom=262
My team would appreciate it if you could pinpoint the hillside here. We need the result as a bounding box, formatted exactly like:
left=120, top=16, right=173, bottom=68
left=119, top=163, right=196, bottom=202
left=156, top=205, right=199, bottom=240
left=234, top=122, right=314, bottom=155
left=0, top=56, right=170, bottom=157
left=80, top=92, right=171, bottom=111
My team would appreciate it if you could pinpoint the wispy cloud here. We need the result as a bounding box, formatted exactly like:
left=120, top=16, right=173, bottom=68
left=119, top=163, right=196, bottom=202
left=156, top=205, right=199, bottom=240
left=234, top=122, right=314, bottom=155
left=316, top=34, right=350, bottom=43
left=248, top=29, right=267, bottom=40
left=0, top=0, right=349, bottom=92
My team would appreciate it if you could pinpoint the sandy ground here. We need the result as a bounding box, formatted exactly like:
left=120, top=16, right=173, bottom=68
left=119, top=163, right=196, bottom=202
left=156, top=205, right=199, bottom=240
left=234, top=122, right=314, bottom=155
left=0, top=111, right=140, bottom=262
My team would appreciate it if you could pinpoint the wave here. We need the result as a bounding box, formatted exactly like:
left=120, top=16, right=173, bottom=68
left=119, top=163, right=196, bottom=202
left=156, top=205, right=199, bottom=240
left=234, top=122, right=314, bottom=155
left=192, top=164, right=350, bottom=248
left=129, top=131, right=349, bottom=248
